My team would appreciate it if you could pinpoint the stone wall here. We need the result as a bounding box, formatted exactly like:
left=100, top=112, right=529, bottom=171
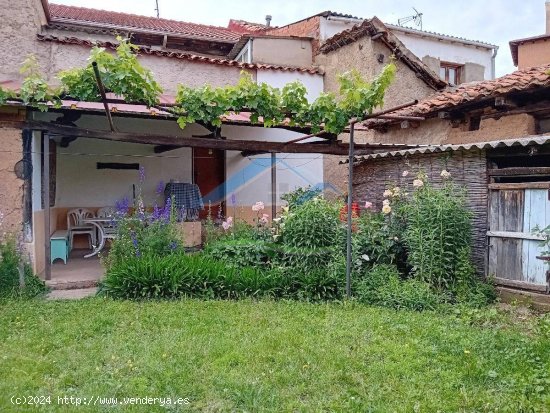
left=316, top=34, right=437, bottom=196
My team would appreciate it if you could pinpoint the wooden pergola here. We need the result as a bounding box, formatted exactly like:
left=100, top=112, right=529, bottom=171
left=7, top=95, right=423, bottom=295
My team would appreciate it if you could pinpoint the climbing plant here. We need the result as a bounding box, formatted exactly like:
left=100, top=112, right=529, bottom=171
left=0, top=37, right=396, bottom=134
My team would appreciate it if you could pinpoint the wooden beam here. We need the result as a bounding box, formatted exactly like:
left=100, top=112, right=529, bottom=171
left=154, top=145, right=180, bottom=154
left=26, top=121, right=375, bottom=155
left=92, top=61, right=116, bottom=132
left=488, top=167, right=550, bottom=177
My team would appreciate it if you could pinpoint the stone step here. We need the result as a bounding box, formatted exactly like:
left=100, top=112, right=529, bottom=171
left=46, top=287, right=98, bottom=300
left=498, top=287, right=550, bottom=312
left=46, top=279, right=99, bottom=290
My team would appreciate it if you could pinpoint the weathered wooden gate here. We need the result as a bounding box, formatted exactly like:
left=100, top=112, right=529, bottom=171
left=488, top=183, right=550, bottom=292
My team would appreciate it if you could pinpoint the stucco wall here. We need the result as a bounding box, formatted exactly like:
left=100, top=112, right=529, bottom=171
left=0, top=0, right=48, bottom=82
left=517, top=40, right=550, bottom=69
left=0, top=126, right=24, bottom=234
left=252, top=37, right=313, bottom=67
left=267, top=16, right=321, bottom=55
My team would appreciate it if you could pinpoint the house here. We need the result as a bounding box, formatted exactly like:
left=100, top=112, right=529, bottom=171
left=0, top=0, right=327, bottom=279
left=345, top=63, right=550, bottom=297
left=509, top=1, right=550, bottom=69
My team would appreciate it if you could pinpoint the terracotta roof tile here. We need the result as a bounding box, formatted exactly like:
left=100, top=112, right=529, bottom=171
left=227, top=19, right=268, bottom=34
left=36, top=34, right=322, bottom=75
left=366, top=64, right=550, bottom=127
left=49, top=4, right=241, bottom=43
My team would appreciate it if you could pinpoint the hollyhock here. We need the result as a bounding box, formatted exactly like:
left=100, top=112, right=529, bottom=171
left=441, top=169, right=451, bottom=179
left=413, top=179, right=424, bottom=188
left=402, top=170, right=409, bottom=177
left=383, top=199, right=390, bottom=206
left=383, top=189, right=393, bottom=198
left=382, top=204, right=392, bottom=214
left=252, top=201, right=265, bottom=212
left=364, top=201, right=373, bottom=209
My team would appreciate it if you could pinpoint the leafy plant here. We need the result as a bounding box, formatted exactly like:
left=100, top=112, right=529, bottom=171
left=204, top=239, right=274, bottom=268
left=59, top=37, right=163, bottom=106
left=18, top=55, right=62, bottom=111
left=402, top=180, right=473, bottom=290
left=0, top=236, right=46, bottom=298
left=282, top=197, right=343, bottom=249
left=280, top=186, right=322, bottom=210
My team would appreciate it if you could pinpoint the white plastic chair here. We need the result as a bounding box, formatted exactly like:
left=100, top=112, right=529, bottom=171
left=67, top=208, right=96, bottom=250
left=97, top=207, right=117, bottom=238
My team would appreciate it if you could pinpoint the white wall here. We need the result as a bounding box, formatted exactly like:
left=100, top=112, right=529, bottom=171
left=392, top=31, right=494, bottom=79
left=223, top=125, right=324, bottom=207
left=319, top=17, right=494, bottom=79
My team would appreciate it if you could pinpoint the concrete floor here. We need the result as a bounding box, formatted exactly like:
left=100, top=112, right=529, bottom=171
left=47, top=249, right=104, bottom=290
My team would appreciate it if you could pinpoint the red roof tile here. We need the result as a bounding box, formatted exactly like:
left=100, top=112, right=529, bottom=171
left=36, top=34, right=323, bottom=75
left=227, top=19, right=268, bottom=34
left=49, top=4, right=241, bottom=43
left=366, top=64, right=550, bottom=127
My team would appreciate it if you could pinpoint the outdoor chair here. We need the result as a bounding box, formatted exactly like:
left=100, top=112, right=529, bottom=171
left=97, top=207, right=117, bottom=240
left=67, top=208, right=96, bottom=250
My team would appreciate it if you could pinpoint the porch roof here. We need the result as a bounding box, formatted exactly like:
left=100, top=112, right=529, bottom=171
left=341, top=134, right=550, bottom=164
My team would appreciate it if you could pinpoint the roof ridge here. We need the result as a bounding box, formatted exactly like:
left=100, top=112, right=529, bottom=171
left=384, top=23, right=498, bottom=48
left=49, top=3, right=240, bottom=37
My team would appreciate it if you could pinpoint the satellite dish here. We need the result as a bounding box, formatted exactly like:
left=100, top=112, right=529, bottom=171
left=14, top=159, right=33, bottom=180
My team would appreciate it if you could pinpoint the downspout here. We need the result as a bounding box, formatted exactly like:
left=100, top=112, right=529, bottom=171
left=491, top=46, right=499, bottom=79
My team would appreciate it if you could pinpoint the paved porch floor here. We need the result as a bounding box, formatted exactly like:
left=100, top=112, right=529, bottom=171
left=48, top=249, right=105, bottom=290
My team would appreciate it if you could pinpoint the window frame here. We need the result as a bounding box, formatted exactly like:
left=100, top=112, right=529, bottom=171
left=439, top=62, right=463, bottom=85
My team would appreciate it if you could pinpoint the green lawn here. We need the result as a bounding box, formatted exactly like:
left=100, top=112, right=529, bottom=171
left=0, top=298, right=549, bottom=412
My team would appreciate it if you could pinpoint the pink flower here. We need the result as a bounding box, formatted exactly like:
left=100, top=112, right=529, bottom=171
left=226, top=216, right=233, bottom=224
left=252, top=201, right=265, bottom=212
left=259, top=214, right=269, bottom=225
left=222, top=221, right=231, bottom=231
left=364, top=201, right=373, bottom=209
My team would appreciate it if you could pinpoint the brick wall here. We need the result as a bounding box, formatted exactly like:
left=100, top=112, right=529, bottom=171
left=268, top=16, right=321, bottom=55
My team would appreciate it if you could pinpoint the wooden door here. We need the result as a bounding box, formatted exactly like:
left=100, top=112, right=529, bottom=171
left=193, top=148, right=225, bottom=219
left=488, top=183, right=550, bottom=292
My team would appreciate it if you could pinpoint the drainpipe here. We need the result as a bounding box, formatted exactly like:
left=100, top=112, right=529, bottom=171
left=491, top=46, right=499, bottom=79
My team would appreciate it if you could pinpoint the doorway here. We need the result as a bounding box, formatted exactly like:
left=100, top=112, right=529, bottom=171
left=193, top=148, right=225, bottom=219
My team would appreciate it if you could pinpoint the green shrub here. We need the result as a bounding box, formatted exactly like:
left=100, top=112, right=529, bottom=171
left=281, top=186, right=322, bottom=210
left=101, top=252, right=343, bottom=301
left=282, top=197, right=342, bottom=249
left=204, top=239, right=274, bottom=268
left=352, top=212, right=402, bottom=272
left=271, top=245, right=336, bottom=272
left=355, top=264, right=442, bottom=311
left=403, top=182, right=473, bottom=290
left=0, top=237, right=46, bottom=298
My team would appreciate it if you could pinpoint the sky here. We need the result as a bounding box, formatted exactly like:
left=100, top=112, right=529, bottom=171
left=50, top=0, right=548, bottom=77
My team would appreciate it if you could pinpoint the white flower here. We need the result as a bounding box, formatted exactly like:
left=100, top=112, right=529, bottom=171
left=361, top=254, right=370, bottom=261
left=402, top=170, right=409, bottom=177
left=383, top=189, right=393, bottom=198
left=412, top=179, right=424, bottom=188
left=364, top=201, right=373, bottom=209
left=226, top=216, right=233, bottom=224
left=222, top=221, right=231, bottom=231
left=440, top=169, right=451, bottom=179
left=383, top=199, right=390, bottom=206
left=272, top=217, right=282, bottom=223
left=392, top=187, right=401, bottom=196
left=382, top=204, right=392, bottom=214
left=252, top=201, right=265, bottom=212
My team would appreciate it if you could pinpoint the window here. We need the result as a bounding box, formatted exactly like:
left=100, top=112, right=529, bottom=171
left=439, top=62, right=463, bottom=85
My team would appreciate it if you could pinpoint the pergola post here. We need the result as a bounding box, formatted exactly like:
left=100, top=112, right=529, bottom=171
left=43, top=132, right=51, bottom=281
left=345, top=121, right=356, bottom=299
left=271, top=153, right=277, bottom=219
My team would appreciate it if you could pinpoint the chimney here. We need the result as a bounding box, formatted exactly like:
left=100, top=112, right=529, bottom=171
left=265, top=15, right=272, bottom=27
left=547, top=0, right=550, bottom=34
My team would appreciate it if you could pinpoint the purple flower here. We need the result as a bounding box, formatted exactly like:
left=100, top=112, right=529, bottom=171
left=115, top=197, right=130, bottom=216
left=138, top=166, right=146, bottom=184
left=130, top=231, right=141, bottom=257
left=156, top=180, right=165, bottom=195
left=231, top=193, right=237, bottom=206
left=169, top=241, right=178, bottom=250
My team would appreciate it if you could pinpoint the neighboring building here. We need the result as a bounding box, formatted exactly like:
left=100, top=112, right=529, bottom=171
left=348, top=64, right=550, bottom=296
left=509, top=1, right=550, bottom=69
left=263, top=10, right=498, bottom=83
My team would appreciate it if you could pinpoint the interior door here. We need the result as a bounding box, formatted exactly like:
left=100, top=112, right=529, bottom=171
left=488, top=183, right=550, bottom=292
left=193, top=148, right=225, bottom=220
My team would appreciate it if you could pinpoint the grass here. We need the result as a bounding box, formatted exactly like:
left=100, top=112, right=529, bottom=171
left=0, top=298, right=549, bottom=412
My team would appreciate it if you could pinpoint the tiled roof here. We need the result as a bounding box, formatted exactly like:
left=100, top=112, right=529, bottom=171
left=385, top=23, right=497, bottom=49
left=227, top=19, right=268, bottom=34
left=366, top=64, right=550, bottom=127
left=319, top=17, right=447, bottom=90
left=509, top=33, right=550, bottom=66
left=36, top=34, right=322, bottom=74
left=48, top=4, right=241, bottom=43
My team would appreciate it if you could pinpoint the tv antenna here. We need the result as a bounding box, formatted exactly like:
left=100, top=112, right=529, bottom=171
left=154, top=0, right=160, bottom=18
left=398, top=7, right=423, bottom=31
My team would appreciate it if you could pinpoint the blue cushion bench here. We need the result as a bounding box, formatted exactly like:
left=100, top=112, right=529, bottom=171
left=50, top=230, right=69, bottom=264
